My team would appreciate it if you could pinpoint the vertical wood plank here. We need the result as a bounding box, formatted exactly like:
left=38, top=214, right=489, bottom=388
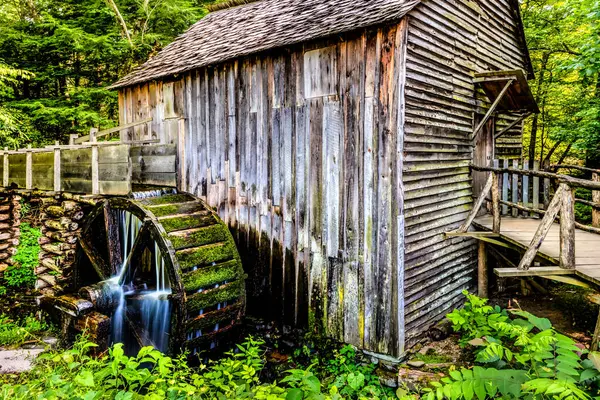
left=25, top=145, right=32, bottom=190
left=593, top=173, right=600, bottom=228
left=522, top=160, right=529, bottom=217
left=502, top=159, right=509, bottom=215
left=478, top=241, right=488, bottom=298
left=54, top=141, right=61, bottom=192
left=3, top=148, right=8, bottom=187
left=533, top=161, right=540, bottom=216
left=90, top=129, right=99, bottom=195
left=512, top=159, right=518, bottom=217
left=560, top=184, right=576, bottom=269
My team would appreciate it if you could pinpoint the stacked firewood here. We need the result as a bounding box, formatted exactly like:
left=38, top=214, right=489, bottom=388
left=0, top=192, right=22, bottom=278
left=37, top=195, right=94, bottom=295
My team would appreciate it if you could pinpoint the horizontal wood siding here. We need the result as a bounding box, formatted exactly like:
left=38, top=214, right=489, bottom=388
left=402, top=0, right=529, bottom=347
left=120, top=22, right=408, bottom=356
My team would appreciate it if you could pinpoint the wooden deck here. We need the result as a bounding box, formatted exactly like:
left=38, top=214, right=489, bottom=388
left=474, top=215, right=600, bottom=286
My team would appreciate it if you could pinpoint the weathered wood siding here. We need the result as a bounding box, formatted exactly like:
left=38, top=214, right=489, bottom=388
left=119, top=22, right=408, bottom=356
left=402, top=0, right=529, bottom=347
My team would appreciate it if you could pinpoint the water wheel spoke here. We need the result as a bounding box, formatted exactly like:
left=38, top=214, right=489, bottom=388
left=124, top=311, right=157, bottom=349
left=79, top=235, right=111, bottom=281
left=119, top=220, right=152, bottom=285
left=104, top=202, right=123, bottom=276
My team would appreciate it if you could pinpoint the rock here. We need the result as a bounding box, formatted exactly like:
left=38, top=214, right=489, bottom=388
left=0, top=348, right=45, bottom=374
left=376, top=368, right=398, bottom=388
left=398, top=367, right=444, bottom=392
left=407, top=360, right=425, bottom=368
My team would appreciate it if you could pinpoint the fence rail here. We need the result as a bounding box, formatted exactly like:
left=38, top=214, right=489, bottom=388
left=0, top=121, right=179, bottom=195
left=454, top=161, right=600, bottom=273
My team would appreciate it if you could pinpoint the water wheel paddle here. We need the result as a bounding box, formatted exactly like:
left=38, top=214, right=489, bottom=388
left=72, top=191, right=246, bottom=355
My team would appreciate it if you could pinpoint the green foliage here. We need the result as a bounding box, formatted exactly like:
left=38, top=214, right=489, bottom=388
left=0, top=335, right=399, bottom=400
left=0, top=313, right=48, bottom=347
left=425, top=291, right=600, bottom=399
left=4, top=223, right=41, bottom=288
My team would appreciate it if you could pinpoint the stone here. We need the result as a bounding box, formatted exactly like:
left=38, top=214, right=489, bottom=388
left=407, top=360, right=425, bottom=368
left=0, top=348, right=45, bottom=374
left=398, top=367, right=444, bottom=392
left=376, top=368, right=398, bottom=388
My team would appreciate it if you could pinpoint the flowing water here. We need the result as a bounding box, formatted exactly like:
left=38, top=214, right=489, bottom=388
left=108, top=191, right=174, bottom=353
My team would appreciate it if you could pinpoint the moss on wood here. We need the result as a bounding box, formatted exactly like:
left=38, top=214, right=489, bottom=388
left=168, top=225, right=229, bottom=250
left=185, top=303, right=243, bottom=332
left=182, top=259, right=242, bottom=293
left=149, top=202, right=207, bottom=218
left=138, top=194, right=195, bottom=206
left=186, top=280, right=245, bottom=313
left=160, top=213, right=216, bottom=233
left=176, top=241, right=238, bottom=270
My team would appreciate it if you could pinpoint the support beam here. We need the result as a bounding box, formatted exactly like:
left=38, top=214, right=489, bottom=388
left=560, top=184, right=576, bottom=269
left=471, top=79, right=514, bottom=142
left=494, top=113, right=531, bottom=140
left=454, top=173, right=494, bottom=234
left=517, top=185, right=565, bottom=270
left=494, top=266, right=574, bottom=278
left=492, top=172, right=501, bottom=233
left=478, top=241, right=488, bottom=298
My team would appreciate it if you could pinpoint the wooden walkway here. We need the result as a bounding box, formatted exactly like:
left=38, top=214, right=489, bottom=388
left=474, top=216, right=600, bottom=286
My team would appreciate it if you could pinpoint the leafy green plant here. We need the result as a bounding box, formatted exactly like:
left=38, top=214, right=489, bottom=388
left=4, top=223, right=40, bottom=288
left=0, top=314, right=48, bottom=348
left=423, top=291, right=600, bottom=399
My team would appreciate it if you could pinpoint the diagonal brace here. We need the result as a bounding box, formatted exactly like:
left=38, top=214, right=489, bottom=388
left=471, top=78, right=515, bottom=142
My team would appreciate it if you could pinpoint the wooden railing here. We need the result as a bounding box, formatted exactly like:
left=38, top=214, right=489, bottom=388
left=0, top=119, right=178, bottom=196
left=453, top=161, right=600, bottom=272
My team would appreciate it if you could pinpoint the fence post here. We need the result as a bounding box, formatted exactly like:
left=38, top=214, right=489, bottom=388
left=593, top=173, right=600, bottom=228
left=26, top=145, right=33, bottom=190
left=533, top=161, right=540, bottom=216
left=560, top=183, right=576, bottom=269
left=492, top=171, right=501, bottom=233
left=3, top=147, right=8, bottom=187
left=522, top=160, right=529, bottom=217
left=90, top=128, right=99, bottom=195
left=54, top=141, right=61, bottom=192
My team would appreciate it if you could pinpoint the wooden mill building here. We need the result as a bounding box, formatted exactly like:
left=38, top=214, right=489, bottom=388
left=112, top=0, right=537, bottom=358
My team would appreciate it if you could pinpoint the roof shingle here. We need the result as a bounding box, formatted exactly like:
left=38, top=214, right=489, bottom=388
left=112, top=0, right=420, bottom=88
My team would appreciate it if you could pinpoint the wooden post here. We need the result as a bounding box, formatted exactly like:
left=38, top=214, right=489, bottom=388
left=593, top=173, right=600, bottom=228
left=54, top=141, right=61, bottom=192
left=512, top=159, right=519, bottom=217
left=543, top=177, right=551, bottom=209
left=69, top=134, right=78, bottom=146
left=177, top=117, right=186, bottom=192
left=502, top=159, right=509, bottom=215
left=533, top=161, right=540, bottom=217
left=592, top=310, right=600, bottom=351
left=3, top=147, right=8, bottom=187
left=522, top=160, right=529, bottom=217
left=26, top=145, right=33, bottom=190
left=90, top=128, right=99, bottom=195
left=478, top=241, right=488, bottom=298
left=492, top=171, right=501, bottom=233
left=517, top=184, right=565, bottom=270
left=560, top=183, right=576, bottom=269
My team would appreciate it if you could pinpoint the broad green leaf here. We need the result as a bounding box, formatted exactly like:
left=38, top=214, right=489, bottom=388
left=286, top=388, right=303, bottom=400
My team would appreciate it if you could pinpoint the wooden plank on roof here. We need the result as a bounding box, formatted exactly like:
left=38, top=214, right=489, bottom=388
left=474, top=69, right=539, bottom=113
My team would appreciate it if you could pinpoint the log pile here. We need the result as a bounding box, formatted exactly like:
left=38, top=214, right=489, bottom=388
left=0, top=191, right=22, bottom=279
left=36, top=194, right=96, bottom=295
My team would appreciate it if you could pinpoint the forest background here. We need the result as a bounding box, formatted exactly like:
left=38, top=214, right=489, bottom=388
left=0, top=0, right=599, bottom=168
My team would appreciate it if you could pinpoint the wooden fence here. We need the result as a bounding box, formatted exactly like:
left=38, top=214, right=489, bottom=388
left=0, top=120, right=178, bottom=195
left=456, top=162, right=600, bottom=273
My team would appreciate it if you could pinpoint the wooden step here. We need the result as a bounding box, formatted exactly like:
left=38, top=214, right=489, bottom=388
left=168, top=225, right=229, bottom=250
left=176, top=241, right=237, bottom=270
left=182, top=259, right=241, bottom=293
left=137, top=193, right=195, bottom=206
left=148, top=201, right=207, bottom=218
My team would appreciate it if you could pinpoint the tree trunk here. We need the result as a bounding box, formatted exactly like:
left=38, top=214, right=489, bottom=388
left=529, top=52, right=550, bottom=166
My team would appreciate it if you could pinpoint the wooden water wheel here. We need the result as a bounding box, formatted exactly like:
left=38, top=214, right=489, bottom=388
left=72, top=192, right=246, bottom=355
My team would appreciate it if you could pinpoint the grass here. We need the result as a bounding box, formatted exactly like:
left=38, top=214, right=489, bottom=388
left=0, top=314, right=49, bottom=348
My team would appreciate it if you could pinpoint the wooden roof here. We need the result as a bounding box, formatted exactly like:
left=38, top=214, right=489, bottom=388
left=112, top=0, right=421, bottom=88
left=112, top=0, right=535, bottom=89
left=475, top=70, right=539, bottom=114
